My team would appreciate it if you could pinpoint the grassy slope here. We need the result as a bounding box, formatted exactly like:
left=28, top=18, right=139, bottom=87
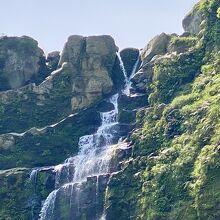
left=106, top=0, right=220, bottom=219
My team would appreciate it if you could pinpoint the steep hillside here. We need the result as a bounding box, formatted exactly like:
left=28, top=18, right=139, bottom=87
left=0, top=0, right=219, bottom=219
left=105, top=0, right=220, bottom=219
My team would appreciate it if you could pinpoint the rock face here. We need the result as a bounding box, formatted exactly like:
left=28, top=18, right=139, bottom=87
left=1, top=0, right=219, bottom=218
left=131, top=33, right=171, bottom=93
left=51, top=175, right=110, bottom=220
left=46, top=51, right=60, bottom=72
left=0, top=167, right=56, bottom=220
left=141, top=33, right=170, bottom=65
left=0, top=36, right=46, bottom=91
left=59, top=35, right=117, bottom=111
left=182, top=3, right=203, bottom=34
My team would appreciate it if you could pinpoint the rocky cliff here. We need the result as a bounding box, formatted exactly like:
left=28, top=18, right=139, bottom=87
left=0, top=0, right=220, bottom=219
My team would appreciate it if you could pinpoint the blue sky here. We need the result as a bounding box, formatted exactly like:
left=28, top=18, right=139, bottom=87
left=0, top=0, right=198, bottom=53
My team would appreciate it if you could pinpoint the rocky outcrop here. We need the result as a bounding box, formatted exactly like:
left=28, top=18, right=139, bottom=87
left=0, top=167, right=56, bottom=220
left=0, top=36, right=46, bottom=91
left=0, top=35, right=118, bottom=134
left=132, top=33, right=171, bottom=93
left=141, top=33, right=170, bottom=65
left=59, top=35, right=117, bottom=111
left=182, top=3, right=203, bottom=35
left=0, top=63, right=73, bottom=134
left=133, top=31, right=199, bottom=93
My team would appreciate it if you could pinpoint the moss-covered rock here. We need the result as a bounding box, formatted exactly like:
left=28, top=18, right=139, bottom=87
left=0, top=35, right=118, bottom=134
left=0, top=167, right=58, bottom=220
left=0, top=101, right=101, bottom=170
left=0, top=63, right=73, bottom=134
left=104, top=1, right=220, bottom=219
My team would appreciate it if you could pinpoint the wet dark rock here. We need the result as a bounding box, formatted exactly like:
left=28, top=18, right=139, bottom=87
left=51, top=173, right=110, bottom=220
left=46, top=51, right=60, bottom=72
left=120, top=48, right=140, bottom=78
left=96, top=100, right=114, bottom=112
left=111, top=55, right=126, bottom=90
left=118, top=93, right=148, bottom=112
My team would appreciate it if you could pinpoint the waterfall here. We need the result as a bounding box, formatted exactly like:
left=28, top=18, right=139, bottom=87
left=117, top=52, right=140, bottom=96
left=39, top=52, right=139, bottom=220
left=39, top=94, right=120, bottom=220
left=72, top=93, right=119, bottom=183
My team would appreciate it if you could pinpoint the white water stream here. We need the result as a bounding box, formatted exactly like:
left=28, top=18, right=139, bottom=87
left=38, top=52, right=139, bottom=220
left=117, top=52, right=140, bottom=96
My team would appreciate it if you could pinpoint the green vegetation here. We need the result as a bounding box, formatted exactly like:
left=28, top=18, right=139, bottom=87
left=106, top=0, right=220, bottom=219
left=0, top=67, right=73, bottom=134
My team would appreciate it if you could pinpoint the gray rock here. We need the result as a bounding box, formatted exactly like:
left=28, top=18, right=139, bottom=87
left=0, top=36, right=45, bottom=90
left=182, top=4, right=203, bottom=35
left=120, top=48, right=140, bottom=78
left=0, top=134, right=15, bottom=150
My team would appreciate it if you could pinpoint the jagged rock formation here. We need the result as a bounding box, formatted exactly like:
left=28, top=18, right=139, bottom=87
left=59, top=35, right=117, bottom=111
left=0, top=35, right=117, bottom=135
left=182, top=4, right=203, bottom=34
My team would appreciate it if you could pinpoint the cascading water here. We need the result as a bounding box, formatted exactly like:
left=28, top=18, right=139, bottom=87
left=117, top=52, right=140, bottom=96
left=39, top=94, right=120, bottom=220
left=38, top=52, right=139, bottom=220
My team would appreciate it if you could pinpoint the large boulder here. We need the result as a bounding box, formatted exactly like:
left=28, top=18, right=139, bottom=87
left=111, top=55, right=125, bottom=90
left=182, top=4, right=203, bottom=35
left=0, top=35, right=118, bottom=134
left=59, top=35, right=117, bottom=111
left=0, top=103, right=101, bottom=169
left=141, top=33, right=170, bottom=65
left=0, top=36, right=46, bottom=91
